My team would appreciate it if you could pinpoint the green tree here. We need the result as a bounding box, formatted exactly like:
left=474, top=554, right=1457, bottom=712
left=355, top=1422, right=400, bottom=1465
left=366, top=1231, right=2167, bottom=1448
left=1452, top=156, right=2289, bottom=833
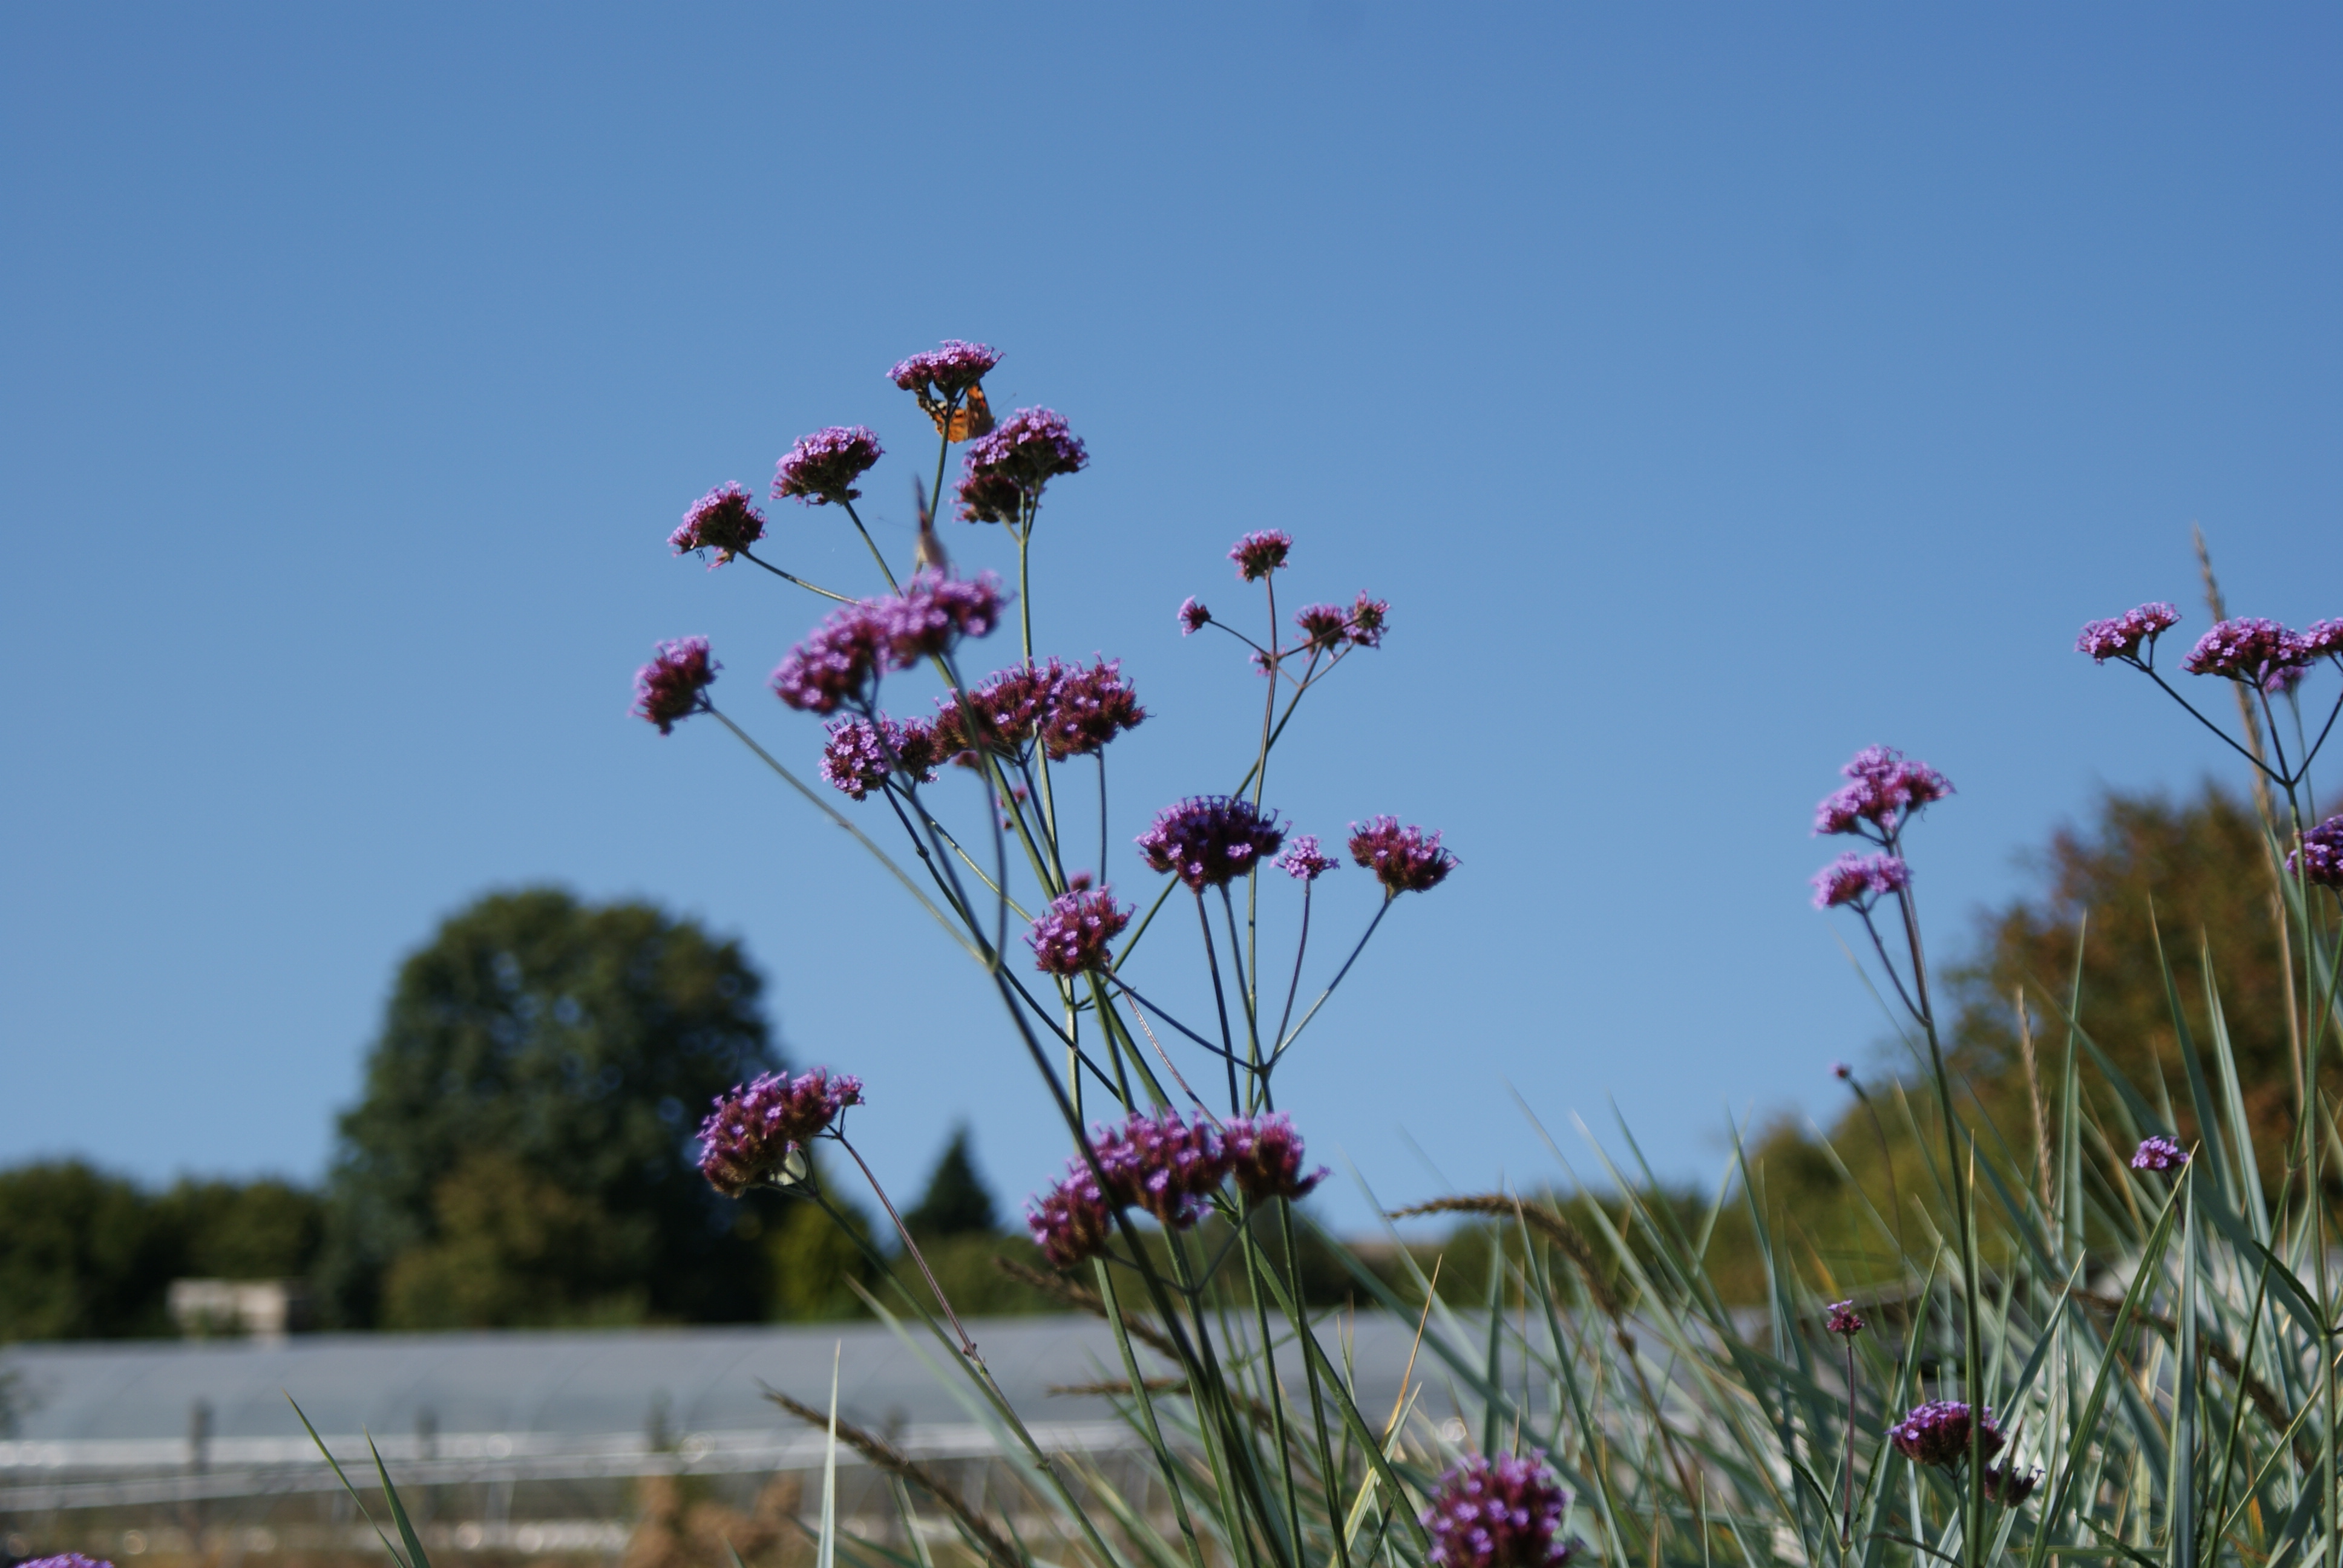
left=154, top=1178, right=326, bottom=1280
left=318, top=888, right=781, bottom=1327
left=902, top=1125, right=997, bottom=1240
left=0, top=1161, right=172, bottom=1339
left=1734, top=780, right=2319, bottom=1294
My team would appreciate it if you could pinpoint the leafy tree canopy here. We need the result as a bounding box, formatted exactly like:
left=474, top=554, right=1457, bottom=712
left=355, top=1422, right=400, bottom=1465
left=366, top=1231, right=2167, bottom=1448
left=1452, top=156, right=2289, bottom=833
left=903, top=1125, right=997, bottom=1240
left=319, top=888, right=781, bottom=1327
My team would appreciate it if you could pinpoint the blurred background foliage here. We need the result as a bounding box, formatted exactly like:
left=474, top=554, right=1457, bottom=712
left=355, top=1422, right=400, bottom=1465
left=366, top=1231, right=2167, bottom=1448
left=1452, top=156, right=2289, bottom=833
left=2, top=781, right=2316, bottom=1341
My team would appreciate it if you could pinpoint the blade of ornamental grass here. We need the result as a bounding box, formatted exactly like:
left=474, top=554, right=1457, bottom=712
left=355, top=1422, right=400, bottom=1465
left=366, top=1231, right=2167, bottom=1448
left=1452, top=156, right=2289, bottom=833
left=2165, top=1175, right=2198, bottom=1568
left=819, top=1342, right=839, bottom=1568
left=2025, top=1177, right=2184, bottom=1568
left=846, top=1278, right=1135, bottom=1568
left=285, top=1394, right=422, bottom=1568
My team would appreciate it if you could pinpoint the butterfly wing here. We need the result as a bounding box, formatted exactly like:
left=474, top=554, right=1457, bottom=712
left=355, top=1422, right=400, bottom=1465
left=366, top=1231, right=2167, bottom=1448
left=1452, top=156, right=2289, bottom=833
left=942, top=383, right=995, bottom=443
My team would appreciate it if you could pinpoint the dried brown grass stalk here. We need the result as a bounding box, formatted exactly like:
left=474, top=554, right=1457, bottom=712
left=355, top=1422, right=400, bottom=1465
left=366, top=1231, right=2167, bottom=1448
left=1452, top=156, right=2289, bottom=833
left=760, top=1387, right=1023, bottom=1568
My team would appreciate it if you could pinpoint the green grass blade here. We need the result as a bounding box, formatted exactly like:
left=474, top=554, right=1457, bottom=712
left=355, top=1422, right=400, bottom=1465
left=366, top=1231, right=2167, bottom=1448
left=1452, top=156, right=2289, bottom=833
left=284, top=1394, right=411, bottom=1568
left=366, top=1431, right=433, bottom=1568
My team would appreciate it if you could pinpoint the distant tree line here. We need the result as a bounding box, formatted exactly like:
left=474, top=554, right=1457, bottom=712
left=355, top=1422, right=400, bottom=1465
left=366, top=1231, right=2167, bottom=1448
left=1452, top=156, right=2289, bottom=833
left=0, top=888, right=1354, bottom=1341
left=10, top=783, right=2287, bottom=1342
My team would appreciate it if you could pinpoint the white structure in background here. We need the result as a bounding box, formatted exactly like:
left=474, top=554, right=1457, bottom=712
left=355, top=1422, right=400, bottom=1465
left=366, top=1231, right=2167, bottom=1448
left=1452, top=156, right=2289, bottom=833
left=165, top=1279, right=308, bottom=1344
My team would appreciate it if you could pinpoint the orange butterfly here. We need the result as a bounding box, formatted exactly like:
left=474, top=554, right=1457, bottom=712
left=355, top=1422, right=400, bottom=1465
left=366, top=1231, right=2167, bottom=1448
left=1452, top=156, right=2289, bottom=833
left=917, top=381, right=995, bottom=443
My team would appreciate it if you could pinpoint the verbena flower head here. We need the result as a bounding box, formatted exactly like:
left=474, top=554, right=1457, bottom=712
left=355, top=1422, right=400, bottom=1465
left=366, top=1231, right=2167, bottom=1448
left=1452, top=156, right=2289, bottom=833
left=888, top=339, right=1000, bottom=396
left=1420, top=1452, right=1576, bottom=1568
left=1222, top=1114, right=1327, bottom=1204
left=2263, top=662, right=2309, bottom=699
left=1179, top=596, right=1212, bottom=635
left=1139, top=796, right=1287, bottom=890
left=2131, top=1134, right=2189, bottom=1172
left=2076, top=602, right=2179, bottom=664
left=1982, top=1463, right=2043, bottom=1508
left=1889, top=1400, right=2005, bottom=1469
left=1042, top=659, right=1146, bottom=760
left=821, top=715, right=938, bottom=800
left=2290, top=815, right=2343, bottom=888
left=634, top=637, right=718, bottom=734
left=2301, top=618, right=2343, bottom=658
left=1277, top=835, right=1337, bottom=881
left=1347, top=592, right=1391, bottom=648
left=1825, top=1300, right=1866, bottom=1338
left=697, top=1069, right=865, bottom=1197
left=1230, top=530, right=1292, bottom=581
left=1026, top=1167, right=1113, bottom=1268
left=1810, top=851, right=1911, bottom=911
left=1814, top=745, right=1953, bottom=839
left=955, top=466, right=1026, bottom=525
left=1294, top=603, right=1349, bottom=651
left=1349, top=817, right=1457, bottom=895
left=2185, top=617, right=2310, bottom=683
left=1025, top=1109, right=1242, bottom=1265
left=772, top=603, right=884, bottom=714
left=957, top=408, right=1088, bottom=521
left=22, top=1557, right=116, bottom=1568
left=870, top=569, right=1008, bottom=666
left=773, top=425, right=883, bottom=506
left=670, top=482, right=766, bottom=566
left=932, top=661, right=1064, bottom=761
left=1027, top=879, right=1131, bottom=976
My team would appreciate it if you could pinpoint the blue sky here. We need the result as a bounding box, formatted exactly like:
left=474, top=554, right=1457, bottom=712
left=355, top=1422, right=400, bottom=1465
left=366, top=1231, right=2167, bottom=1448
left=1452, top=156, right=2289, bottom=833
left=4, top=5, right=2338, bottom=1234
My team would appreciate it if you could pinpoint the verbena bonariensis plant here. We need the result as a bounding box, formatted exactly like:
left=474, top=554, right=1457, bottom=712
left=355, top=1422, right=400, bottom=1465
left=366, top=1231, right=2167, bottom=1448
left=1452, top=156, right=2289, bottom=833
left=636, top=347, right=2343, bottom=1568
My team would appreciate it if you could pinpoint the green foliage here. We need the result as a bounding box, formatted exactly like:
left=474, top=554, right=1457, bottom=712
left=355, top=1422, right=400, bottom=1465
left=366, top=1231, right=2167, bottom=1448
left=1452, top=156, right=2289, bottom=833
left=379, top=1149, right=652, bottom=1328
left=0, top=1163, right=324, bottom=1340
left=902, top=1124, right=998, bottom=1240
left=0, top=1161, right=172, bottom=1339
left=153, top=1175, right=326, bottom=1280
left=318, top=887, right=781, bottom=1328
left=760, top=1178, right=877, bottom=1322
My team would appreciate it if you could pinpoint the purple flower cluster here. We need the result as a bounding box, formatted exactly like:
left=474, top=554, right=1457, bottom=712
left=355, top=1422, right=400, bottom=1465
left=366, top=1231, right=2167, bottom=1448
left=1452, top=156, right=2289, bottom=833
left=2076, top=602, right=2180, bottom=664
left=1810, top=851, right=1912, bottom=911
left=1138, top=797, right=1286, bottom=890
left=21, top=1557, right=116, bottom=1568
left=1420, top=1452, right=1576, bottom=1568
left=921, top=658, right=1145, bottom=766
left=1889, top=1400, right=2005, bottom=1469
left=889, top=339, right=1001, bottom=397
left=1223, top=1114, right=1325, bottom=1206
left=697, top=1069, right=865, bottom=1197
left=1814, top=745, right=1953, bottom=841
left=1178, top=596, right=1212, bottom=635
left=1290, top=595, right=1394, bottom=653
left=1027, top=877, right=1132, bottom=975
left=955, top=408, right=1088, bottom=522
left=1825, top=1300, right=1866, bottom=1338
left=1026, top=1110, right=1325, bottom=1267
left=634, top=637, right=718, bottom=734
left=1041, top=659, right=1147, bottom=760
left=2184, top=617, right=2309, bottom=682
left=1348, top=817, right=1457, bottom=895
left=821, top=714, right=942, bottom=800
left=2290, top=815, right=2343, bottom=889
left=1230, top=531, right=1292, bottom=581
left=2304, top=619, right=2343, bottom=658
left=1982, top=1462, right=2043, bottom=1507
left=670, top=483, right=767, bottom=566
left=773, top=426, right=884, bottom=507
left=771, top=572, right=1008, bottom=714
left=1276, top=835, right=1338, bottom=881
left=2131, top=1135, right=2189, bottom=1172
